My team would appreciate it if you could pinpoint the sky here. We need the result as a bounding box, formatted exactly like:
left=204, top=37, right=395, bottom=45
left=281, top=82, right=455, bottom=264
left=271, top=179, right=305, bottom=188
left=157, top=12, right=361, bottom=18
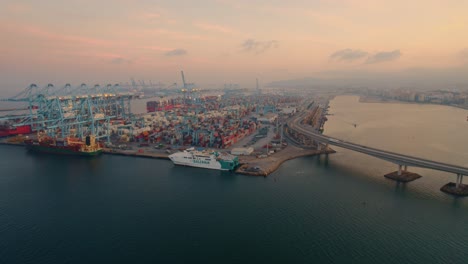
left=1, top=0, right=468, bottom=95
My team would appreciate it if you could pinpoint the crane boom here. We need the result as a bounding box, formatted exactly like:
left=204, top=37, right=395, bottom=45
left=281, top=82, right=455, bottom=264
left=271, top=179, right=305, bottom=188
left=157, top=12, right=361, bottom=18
left=181, top=71, right=187, bottom=89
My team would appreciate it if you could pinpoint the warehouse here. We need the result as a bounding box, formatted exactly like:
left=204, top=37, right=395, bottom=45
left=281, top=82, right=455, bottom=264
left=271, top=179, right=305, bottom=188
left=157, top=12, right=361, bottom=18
left=231, top=147, right=254, bottom=155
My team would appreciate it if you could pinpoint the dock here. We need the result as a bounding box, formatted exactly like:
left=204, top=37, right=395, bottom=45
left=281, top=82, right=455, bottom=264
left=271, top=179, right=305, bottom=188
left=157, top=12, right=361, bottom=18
left=1, top=91, right=334, bottom=177
left=1, top=140, right=335, bottom=176
left=102, top=144, right=335, bottom=177
left=102, top=148, right=170, bottom=160
left=235, top=145, right=335, bottom=176
left=103, top=144, right=335, bottom=176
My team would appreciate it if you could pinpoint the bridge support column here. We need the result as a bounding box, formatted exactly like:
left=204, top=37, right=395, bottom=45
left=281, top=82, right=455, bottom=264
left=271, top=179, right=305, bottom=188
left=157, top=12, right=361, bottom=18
left=384, top=164, right=422, bottom=182
left=456, top=174, right=463, bottom=188
left=440, top=174, right=468, bottom=196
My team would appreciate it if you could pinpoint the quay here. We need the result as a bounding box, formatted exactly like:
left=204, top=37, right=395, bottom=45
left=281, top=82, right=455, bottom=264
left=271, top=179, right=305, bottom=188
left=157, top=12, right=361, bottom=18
left=102, top=144, right=334, bottom=176
left=102, top=148, right=170, bottom=160
left=236, top=145, right=334, bottom=176
left=0, top=139, right=334, bottom=176
left=2, top=81, right=323, bottom=177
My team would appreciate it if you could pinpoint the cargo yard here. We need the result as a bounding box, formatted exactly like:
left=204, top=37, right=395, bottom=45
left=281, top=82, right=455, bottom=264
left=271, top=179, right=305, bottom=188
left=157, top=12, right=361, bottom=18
left=0, top=80, right=332, bottom=176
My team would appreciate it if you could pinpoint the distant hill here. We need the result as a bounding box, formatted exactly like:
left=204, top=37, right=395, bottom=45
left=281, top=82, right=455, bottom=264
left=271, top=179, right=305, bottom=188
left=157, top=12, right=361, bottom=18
left=266, top=67, right=468, bottom=90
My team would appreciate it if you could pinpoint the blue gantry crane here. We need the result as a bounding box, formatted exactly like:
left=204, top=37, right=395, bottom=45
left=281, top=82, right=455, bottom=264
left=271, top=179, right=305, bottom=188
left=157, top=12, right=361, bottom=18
left=0, top=83, right=136, bottom=142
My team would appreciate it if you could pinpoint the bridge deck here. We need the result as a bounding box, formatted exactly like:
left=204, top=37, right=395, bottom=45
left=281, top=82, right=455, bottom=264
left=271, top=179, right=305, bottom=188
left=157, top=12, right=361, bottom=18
left=289, top=116, right=468, bottom=176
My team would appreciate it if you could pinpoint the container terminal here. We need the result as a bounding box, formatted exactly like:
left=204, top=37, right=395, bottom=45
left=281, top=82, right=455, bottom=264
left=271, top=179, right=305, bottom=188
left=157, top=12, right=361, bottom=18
left=2, top=79, right=465, bottom=195
left=0, top=75, right=333, bottom=175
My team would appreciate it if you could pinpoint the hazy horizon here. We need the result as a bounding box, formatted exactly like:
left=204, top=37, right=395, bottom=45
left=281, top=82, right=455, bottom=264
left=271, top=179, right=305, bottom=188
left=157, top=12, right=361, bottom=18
left=2, top=0, right=468, bottom=95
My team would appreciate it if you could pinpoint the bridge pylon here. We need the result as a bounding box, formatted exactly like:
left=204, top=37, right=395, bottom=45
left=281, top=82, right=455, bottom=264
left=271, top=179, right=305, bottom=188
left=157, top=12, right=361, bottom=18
left=456, top=174, right=463, bottom=187
left=440, top=174, right=468, bottom=196
left=384, top=164, right=422, bottom=182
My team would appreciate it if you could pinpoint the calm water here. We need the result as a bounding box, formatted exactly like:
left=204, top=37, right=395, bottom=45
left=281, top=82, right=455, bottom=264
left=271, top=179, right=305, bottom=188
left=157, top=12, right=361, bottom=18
left=1, top=95, right=468, bottom=263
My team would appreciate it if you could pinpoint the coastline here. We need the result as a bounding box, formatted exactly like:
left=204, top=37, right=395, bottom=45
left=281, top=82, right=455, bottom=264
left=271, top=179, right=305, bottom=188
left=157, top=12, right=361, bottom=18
left=358, top=95, right=414, bottom=104
left=104, top=144, right=335, bottom=176
left=236, top=145, right=334, bottom=176
left=358, top=95, right=468, bottom=110
left=0, top=140, right=334, bottom=176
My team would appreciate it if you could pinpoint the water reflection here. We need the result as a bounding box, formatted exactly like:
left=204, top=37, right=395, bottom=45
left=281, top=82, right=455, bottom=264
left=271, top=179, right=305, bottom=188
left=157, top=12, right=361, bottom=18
left=393, top=181, right=407, bottom=195
left=325, top=96, right=468, bottom=203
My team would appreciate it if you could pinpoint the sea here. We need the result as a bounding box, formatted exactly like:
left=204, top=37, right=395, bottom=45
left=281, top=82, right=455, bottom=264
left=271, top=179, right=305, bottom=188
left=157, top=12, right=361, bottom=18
left=1, top=95, right=467, bottom=263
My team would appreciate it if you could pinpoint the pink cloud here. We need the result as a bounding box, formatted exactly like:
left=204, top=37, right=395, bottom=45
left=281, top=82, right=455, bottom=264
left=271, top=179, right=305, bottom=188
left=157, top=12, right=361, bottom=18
left=6, top=3, right=32, bottom=14
left=141, top=46, right=173, bottom=52
left=142, top=12, right=161, bottom=19
left=0, top=21, right=114, bottom=47
left=0, top=22, right=138, bottom=65
left=213, top=0, right=247, bottom=10
left=306, top=11, right=354, bottom=30
left=21, top=25, right=112, bottom=46
left=52, top=50, right=125, bottom=59
left=147, top=28, right=208, bottom=41
left=127, top=7, right=177, bottom=25
left=194, top=22, right=234, bottom=34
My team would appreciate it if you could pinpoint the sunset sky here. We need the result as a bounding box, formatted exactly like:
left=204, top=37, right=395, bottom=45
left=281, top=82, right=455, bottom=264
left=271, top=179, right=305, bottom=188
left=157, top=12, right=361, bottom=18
left=1, top=0, right=468, bottom=94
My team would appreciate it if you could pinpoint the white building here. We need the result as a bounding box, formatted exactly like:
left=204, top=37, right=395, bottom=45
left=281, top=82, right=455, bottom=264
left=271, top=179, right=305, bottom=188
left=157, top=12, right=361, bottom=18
left=256, top=113, right=277, bottom=124
left=231, top=147, right=254, bottom=155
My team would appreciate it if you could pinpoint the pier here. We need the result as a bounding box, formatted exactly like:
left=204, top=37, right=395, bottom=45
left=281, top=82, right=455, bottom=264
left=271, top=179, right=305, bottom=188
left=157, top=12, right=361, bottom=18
left=104, top=144, right=334, bottom=176
left=99, top=143, right=335, bottom=177
left=0, top=139, right=334, bottom=177
left=236, top=145, right=334, bottom=176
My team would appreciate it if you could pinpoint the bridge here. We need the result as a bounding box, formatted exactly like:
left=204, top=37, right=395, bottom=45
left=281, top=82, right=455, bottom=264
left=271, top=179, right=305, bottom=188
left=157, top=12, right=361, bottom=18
left=287, top=113, right=468, bottom=195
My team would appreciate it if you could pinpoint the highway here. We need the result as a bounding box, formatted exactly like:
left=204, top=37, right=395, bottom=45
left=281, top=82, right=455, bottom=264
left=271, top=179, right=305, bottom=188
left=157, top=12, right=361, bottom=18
left=288, top=114, right=468, bottom=176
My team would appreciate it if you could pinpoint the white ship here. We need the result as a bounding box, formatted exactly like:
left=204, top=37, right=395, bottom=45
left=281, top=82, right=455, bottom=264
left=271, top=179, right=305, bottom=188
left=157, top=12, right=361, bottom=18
left=168, top=147, right=239, bottom=171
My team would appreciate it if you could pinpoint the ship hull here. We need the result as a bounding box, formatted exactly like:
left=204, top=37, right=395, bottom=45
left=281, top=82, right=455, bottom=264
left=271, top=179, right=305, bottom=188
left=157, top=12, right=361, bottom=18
left=0, top=125, right=32, bottom=138
left=26, top=145, right=102, bottom=156
left=171, top=160, right=226, bottom=170
left=168, top=149, right=239, bottom=171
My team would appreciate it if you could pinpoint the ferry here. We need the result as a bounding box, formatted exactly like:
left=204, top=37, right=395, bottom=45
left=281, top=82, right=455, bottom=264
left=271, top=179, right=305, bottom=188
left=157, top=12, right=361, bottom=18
left=168, top=147, right=239, bottom=171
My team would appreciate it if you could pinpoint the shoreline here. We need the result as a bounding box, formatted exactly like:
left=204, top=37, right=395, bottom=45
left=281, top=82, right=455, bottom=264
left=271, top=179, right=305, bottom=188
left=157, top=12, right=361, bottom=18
left=235, top=145, right=335, bottom=176
left=357, top=95, right=468, bottom=110
left=102, top=148, right=170, bottom=160
left=0, top=141, right=334, bottom=176
left=358, top=96, right=411, bottom=104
